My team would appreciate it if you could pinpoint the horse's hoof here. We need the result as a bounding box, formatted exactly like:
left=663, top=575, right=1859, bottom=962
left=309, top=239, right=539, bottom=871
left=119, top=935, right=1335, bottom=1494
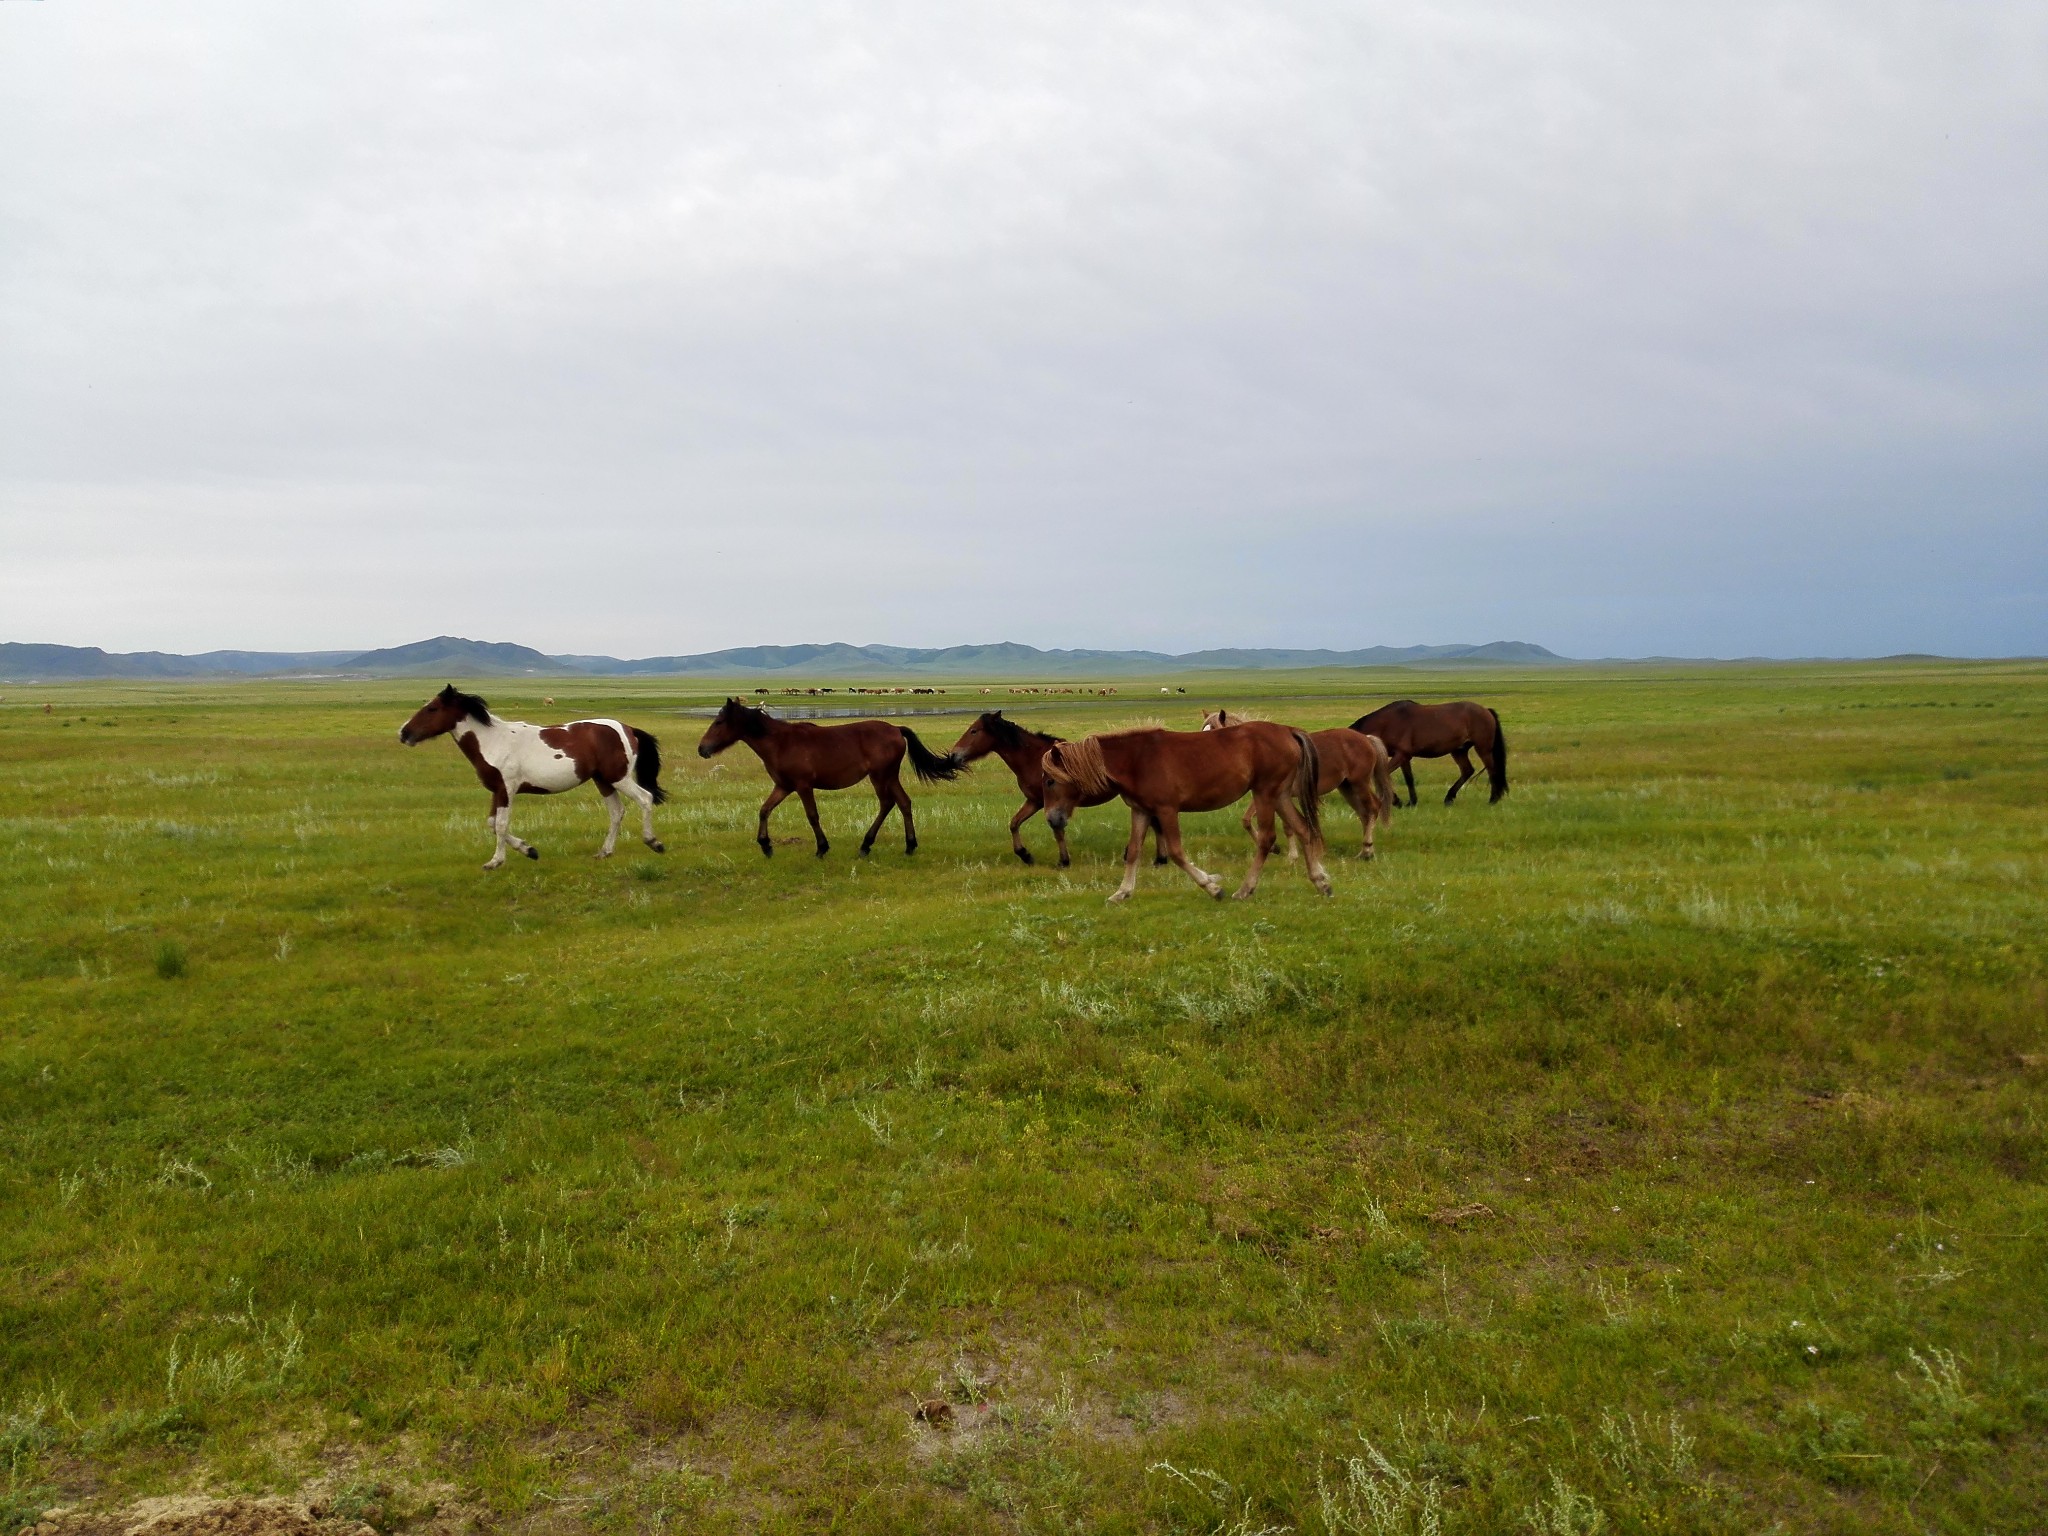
left=526, top=846, right=540, bottom=860
left=483, top=860, right=503, bottom=871
left=648, top=840, right=666, bottom=853
left=758, top=841, right=773, bottom=858
left=1015, top=848, right=1034, bottom=865
left=1229, top=889, right=1252, bottom=901
left=1106, top=890, right=1130, bottom=904
left=815, top=844, right=830, bottom=858
left=905, top=844, right=918, bottom=856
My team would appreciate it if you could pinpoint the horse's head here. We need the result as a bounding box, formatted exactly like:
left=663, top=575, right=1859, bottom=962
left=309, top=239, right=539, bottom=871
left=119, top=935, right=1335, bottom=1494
left=697, top=697, right=764, bottom=758
left=399, top=684, right=489, bottom=745
left=1200, top=709, right=1245, bottom=731
left=948, top=710, right=1016, bottom=767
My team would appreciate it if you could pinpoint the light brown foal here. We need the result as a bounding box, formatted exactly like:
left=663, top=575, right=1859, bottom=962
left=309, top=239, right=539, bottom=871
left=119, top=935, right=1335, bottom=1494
left=1202, top=709, right=1392, bottom=858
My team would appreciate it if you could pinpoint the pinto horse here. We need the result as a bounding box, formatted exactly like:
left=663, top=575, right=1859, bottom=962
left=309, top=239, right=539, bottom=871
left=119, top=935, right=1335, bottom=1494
left=399, top=685, right=668, bottom=869
left=1350, top=699, right=1508, bottom=807
left=695, top=697, right=961, bottom=857
left=1202, top=709, right=1393, bottom=858
left=1040, top=724, right=1329, bottom=902
left=946, top=711, right=1165, bottom=867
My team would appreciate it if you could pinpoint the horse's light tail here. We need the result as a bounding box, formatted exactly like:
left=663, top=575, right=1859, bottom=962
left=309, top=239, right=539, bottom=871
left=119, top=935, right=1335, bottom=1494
left=1290, top=729, right=1322, bottom=841
left=901, top=727, right=964, bottom=784
left=1486, top=710, right=1509, bottom=803
left=1042, top=736, right=1115, bottom=799
left=634, top=729, right=669, bottom=805
left=1368, top=734, right=1393, bottom=826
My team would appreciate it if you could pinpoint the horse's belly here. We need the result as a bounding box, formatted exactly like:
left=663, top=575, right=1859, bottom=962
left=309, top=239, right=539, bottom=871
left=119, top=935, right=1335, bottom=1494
left=516, top=756, right=586, bottom=793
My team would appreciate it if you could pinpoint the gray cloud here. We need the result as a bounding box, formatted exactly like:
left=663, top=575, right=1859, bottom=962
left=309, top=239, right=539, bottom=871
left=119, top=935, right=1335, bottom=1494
left=3, top=1, right=2043, bottom=656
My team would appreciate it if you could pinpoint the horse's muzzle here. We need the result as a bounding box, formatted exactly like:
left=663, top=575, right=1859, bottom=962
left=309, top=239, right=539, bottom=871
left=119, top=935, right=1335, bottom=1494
left=398, top=729, right=415, bottom=745
left=1045, top=806, right=1069, bottom=832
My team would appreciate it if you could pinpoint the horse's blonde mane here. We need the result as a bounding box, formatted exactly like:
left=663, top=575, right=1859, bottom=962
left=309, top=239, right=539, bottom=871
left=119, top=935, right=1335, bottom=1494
left=1041, top=734, right=1116, bottom=798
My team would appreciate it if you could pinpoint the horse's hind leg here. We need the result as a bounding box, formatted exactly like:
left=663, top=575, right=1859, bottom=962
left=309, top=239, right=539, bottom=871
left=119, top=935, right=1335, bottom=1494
left=1342, top=784, right=1376, bottom=859
left=1159, top=808, right=1223, bottom=899
left=617, top=775, right=664, bottom=852
left=797, top=786, right=829, bottom=857
left=595, top=785, right=624, bottom=857
left=756, top=784, right=791, bottom=857
left=893, top=779, right=918, bottom=853
left=1232, top=796, right=1280, bottom=899
left=1445, top=748, right=1476, bottom=805
left=859, top=773, right=897, bottom=855
left=1276, top=796, right=1333, bottom=896
left=1400, top=758, right=1418, bottom=808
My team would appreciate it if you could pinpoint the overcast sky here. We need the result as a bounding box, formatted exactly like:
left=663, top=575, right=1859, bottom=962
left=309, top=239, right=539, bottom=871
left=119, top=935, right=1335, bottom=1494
left=3, top=2, right=2043, bottom=658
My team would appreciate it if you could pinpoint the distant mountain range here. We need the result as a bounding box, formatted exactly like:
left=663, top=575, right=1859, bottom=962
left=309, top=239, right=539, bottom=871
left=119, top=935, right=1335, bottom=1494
left=0, top=635, right=1570, bottom=680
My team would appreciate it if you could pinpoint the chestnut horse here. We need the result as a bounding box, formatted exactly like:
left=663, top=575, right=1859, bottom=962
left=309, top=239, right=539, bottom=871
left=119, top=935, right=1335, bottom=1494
left=946, top=711, right=1164, bottom=867
left=1350, top=699, right=1508, bottom=806
left=696, top=698, right=961, bottom=857
left=1040, top=724, right=1329, bottom=902
left=1202, top=709, right=1393, bottom=858
left=399, top=684, right=667, bottom=869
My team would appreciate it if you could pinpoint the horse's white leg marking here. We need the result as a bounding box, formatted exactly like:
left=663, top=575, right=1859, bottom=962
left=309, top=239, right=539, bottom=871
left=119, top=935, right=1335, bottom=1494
left=615, top=773, right=663, bottom=850
left=497, top=783, right=537, bottom=860
left=597, top=786, right=623, bottom=857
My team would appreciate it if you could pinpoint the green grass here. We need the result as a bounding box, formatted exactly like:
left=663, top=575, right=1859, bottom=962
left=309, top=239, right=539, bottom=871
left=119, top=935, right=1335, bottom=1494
left=2, top=661, right=2044, bottom=1534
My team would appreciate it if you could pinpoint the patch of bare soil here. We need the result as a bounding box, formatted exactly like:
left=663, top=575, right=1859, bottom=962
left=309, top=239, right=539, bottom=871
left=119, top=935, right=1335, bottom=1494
left=20, top=1498, right=372, bottom=1536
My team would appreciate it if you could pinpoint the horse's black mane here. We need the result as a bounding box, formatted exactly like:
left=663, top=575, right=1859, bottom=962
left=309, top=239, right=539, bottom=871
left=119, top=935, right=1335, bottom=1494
left=979, top=711, right=1062, bottom=751
left=719, top=697, right=771, bottom=736
left=439, top=684, right=492, bottom=724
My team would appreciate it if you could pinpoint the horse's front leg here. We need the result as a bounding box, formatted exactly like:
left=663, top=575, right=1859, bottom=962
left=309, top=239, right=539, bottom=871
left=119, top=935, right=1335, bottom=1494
left=491, top=788, right=539, bottom=866
left=1399, top=758, right=1419, bottom=808
left=1106, top=804, right=1150, bottom=902
left=756, top=783, right=792, bottom=857
left=595, top=786, right=624, bottom=857
left=1010, top=796, right=1040, bottom=864
left=1158, top=808, right=1222, bottom=898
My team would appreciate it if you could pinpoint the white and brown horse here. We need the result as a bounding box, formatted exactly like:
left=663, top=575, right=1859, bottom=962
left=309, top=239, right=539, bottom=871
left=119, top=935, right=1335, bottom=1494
left=1202, top=709, right=1393, bottom=858
left=399, top=685, right=668, bottom=868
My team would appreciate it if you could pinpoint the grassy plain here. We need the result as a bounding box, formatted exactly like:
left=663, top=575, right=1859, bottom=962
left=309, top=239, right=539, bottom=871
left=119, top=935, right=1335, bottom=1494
left=1, top=661, right=2044, bottom=1535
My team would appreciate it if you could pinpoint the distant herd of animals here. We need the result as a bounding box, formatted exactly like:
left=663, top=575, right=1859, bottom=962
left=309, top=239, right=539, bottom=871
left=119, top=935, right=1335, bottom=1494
left=398, top=685, right=1509, bottom=898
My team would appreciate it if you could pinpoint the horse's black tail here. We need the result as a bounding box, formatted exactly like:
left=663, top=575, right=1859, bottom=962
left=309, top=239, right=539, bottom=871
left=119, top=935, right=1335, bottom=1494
left=634, top=729, right=669, bottom=805
left=1290, top=729, right=1323, bottom=841
left=901, top=726, right=963, bottom=783
left=1486, top=711, right=1508, bottom=803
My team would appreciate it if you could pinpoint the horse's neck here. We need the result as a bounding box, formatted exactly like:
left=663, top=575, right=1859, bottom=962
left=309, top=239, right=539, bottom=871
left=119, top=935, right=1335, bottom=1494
left=457, top=716, right=523, bottom=764
left=999, top=734, right=1051, bottom=773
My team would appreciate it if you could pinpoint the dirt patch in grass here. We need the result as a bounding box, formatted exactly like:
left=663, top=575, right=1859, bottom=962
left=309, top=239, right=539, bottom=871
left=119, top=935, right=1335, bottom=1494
left=20, top=1499, right=372, bottom=1536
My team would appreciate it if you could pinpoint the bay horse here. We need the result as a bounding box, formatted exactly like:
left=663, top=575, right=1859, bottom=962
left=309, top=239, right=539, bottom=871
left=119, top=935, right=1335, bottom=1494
left=946, top=710, right=1165, bottom=867
left=1040, top=724, right=1329, bottom=902
left=1202, top=709, right=1393, bottom=858
left=695, top=697, right=961, bottom=857
left=398, top=684, right=667, bottom=869
left=1350, top=699, right=1508, bottom=806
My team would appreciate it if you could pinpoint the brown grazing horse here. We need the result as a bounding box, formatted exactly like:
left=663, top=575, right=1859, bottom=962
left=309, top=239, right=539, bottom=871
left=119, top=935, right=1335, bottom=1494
left=399, top=685, right=667, bottom=868
left=696, top=697, right=961, bottom=857
left=1202, top=709, right=1393, bottom=858
left=1350, top=699, right=1508, bottom=806
left=1040, top=724, right=1329, bottom=902
left=946, top=710, right=1165, bottom=867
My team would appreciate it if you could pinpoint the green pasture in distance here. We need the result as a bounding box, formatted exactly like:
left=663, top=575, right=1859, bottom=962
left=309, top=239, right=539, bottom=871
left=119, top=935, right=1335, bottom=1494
left=1, top=661, right=2043, bottom=1535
